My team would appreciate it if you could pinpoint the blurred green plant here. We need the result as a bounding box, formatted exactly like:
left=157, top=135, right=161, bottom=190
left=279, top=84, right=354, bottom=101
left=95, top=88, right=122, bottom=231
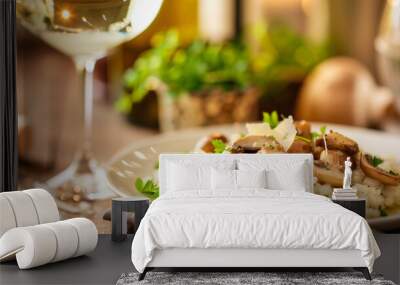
left=116, top=30, right=251, bottom=113
left=116, top=26, right=332, bottom=113
left=251, top=24, right=332, bottom=92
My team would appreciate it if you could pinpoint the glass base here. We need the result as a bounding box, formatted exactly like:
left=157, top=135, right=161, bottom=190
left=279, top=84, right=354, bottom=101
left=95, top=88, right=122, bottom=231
left=40, top=151, right=115, bottom=213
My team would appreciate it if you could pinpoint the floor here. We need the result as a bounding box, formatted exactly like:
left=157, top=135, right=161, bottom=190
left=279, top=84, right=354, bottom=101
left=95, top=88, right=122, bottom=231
left=0, top=235, right=134, bottom=285
left=0, top=235, right=367, bottom=285
left=1, top=234, right=399, bottom=284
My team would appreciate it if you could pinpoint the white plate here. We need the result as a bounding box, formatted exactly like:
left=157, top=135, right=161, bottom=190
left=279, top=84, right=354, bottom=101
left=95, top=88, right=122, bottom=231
left=105, top=123, right=400, bottom=231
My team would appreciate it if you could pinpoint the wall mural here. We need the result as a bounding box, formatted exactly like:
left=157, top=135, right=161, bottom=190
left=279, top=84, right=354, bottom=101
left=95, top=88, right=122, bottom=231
left=1, top=0, right=400, bottom=284
left=11, top=0, right=400, bottom=235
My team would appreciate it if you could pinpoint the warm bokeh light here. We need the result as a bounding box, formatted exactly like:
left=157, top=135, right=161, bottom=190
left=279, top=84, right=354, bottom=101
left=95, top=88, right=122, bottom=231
left=61, top=9, right=71, bottom=19
left=61, top=9, right=71, bottom=21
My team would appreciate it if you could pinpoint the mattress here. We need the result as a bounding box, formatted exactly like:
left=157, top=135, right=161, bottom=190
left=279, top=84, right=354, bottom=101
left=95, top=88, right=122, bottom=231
left=131, top=190, right=380, bottom=273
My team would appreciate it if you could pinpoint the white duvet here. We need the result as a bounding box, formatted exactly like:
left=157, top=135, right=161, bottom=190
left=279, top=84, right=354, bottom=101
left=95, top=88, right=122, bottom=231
left=131, top=190, right=380, bottom=273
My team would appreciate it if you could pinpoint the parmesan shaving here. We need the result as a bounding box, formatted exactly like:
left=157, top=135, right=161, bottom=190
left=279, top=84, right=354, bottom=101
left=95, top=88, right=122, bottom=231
left=245, top=117, right=297, bottom=152
left=272, top=116, right=297, bottom=151
left=246, top=123, right=272, bottom=135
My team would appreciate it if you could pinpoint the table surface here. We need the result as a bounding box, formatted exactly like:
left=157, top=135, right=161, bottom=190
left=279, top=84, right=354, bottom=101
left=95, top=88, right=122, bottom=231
left=0, top=235, right=134, bottom=285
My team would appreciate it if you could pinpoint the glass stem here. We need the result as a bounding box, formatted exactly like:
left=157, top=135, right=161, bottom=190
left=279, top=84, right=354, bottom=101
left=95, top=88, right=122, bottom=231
left=79, top=59, right=96, bottom=153
left=73, top=59, right=97, bottom=174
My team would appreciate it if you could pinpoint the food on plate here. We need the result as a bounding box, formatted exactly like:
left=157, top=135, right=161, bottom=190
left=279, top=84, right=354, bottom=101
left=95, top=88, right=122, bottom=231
left=360, top=154, right=400, bottom=186
left=194, top=111, right=400, bottom=219
left=287, top=138, right=313, bottom=153
left=231, top=135, right=284, bottom=153
left=294, top=120, right=312, bottom=139
left=313, top=160, right=343, bottom=187
left=319, top=149, right=348, bottom=170
left=199, top=133, right=228, bottom=153
left=316, top=131, right=359, bottom=155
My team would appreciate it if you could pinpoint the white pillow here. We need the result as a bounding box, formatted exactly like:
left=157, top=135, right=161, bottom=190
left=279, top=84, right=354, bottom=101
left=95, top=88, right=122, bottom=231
left=166, top=159, right=236, bottom=192
left=167, top=163, right=211, bottom=191
left=266, top=166, right=307, bottom=191
left=211, top=169, right=267, bottom=190
left=236, top=169, right=267, bottom=189
left=211, top=169, right=236, bottom=190
left=238, top=159, right=308, bottom=191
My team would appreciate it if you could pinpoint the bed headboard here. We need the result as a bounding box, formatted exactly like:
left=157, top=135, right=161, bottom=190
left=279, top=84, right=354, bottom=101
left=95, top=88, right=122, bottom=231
left=159, top=153, right=314, bottom=195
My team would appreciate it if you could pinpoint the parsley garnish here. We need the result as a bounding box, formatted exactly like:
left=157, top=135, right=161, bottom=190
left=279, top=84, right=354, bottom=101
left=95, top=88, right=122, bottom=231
left=371, top=156, right=384, bottom=167
left=135, top=178, right=159, bottom=201
left=311, top=132, right=319, bottom=141
left=211, top=139, right=227, bottom=154
left=263, top=111, right=279, bottom=129
left=311, top=125, right=328, bottom=153
left=311, top=126, right=326, bottom=141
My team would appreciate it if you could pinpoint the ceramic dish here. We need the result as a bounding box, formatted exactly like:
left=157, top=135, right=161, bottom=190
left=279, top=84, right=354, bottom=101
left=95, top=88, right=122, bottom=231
left=105, top=123, right=400, bottom=231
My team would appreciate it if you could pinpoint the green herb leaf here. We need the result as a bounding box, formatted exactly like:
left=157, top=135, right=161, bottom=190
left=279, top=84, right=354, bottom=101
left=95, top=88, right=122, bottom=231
left=211, top=139, right=227, bottom=154
left=263, top=112, right=271, bottom=126
left=371, top=156, right=384, bottom=167
left=320, top=126, right=327, bottom=135
left=135, top=178, right=144, bottom=192
left=263, top=111, right=279, bottom=129
left=311, top=132, right=320, bottom=141
left=135, top=178, right=159, bottom=201
left=311, top=126, right=327, bottom=142
left=271, top=111, right=279, bottom=128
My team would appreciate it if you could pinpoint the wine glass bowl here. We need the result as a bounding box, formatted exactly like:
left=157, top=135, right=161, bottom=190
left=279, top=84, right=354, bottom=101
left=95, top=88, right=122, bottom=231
left=16, top=0, right=163, bottom=209
left=17, top=0, right=163, bottom=63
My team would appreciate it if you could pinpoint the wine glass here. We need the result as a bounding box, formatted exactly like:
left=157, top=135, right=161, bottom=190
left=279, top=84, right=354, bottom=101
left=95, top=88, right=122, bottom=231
left=375, top=0, right=400, bottom=112
left=16, top=0, right=163, bottom=203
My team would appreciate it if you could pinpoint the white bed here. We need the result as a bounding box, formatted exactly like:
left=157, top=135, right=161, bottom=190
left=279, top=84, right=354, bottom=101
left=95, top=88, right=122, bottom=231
left=131, top=154, right=380, bottom=280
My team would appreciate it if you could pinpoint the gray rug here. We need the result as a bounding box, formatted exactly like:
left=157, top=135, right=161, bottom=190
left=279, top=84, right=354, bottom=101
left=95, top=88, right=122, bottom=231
left=116, top=272, right=395, bottom=285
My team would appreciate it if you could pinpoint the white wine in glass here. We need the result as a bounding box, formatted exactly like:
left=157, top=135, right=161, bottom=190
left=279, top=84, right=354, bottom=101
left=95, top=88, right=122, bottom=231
left=16, top=0, right=163, bottom=204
